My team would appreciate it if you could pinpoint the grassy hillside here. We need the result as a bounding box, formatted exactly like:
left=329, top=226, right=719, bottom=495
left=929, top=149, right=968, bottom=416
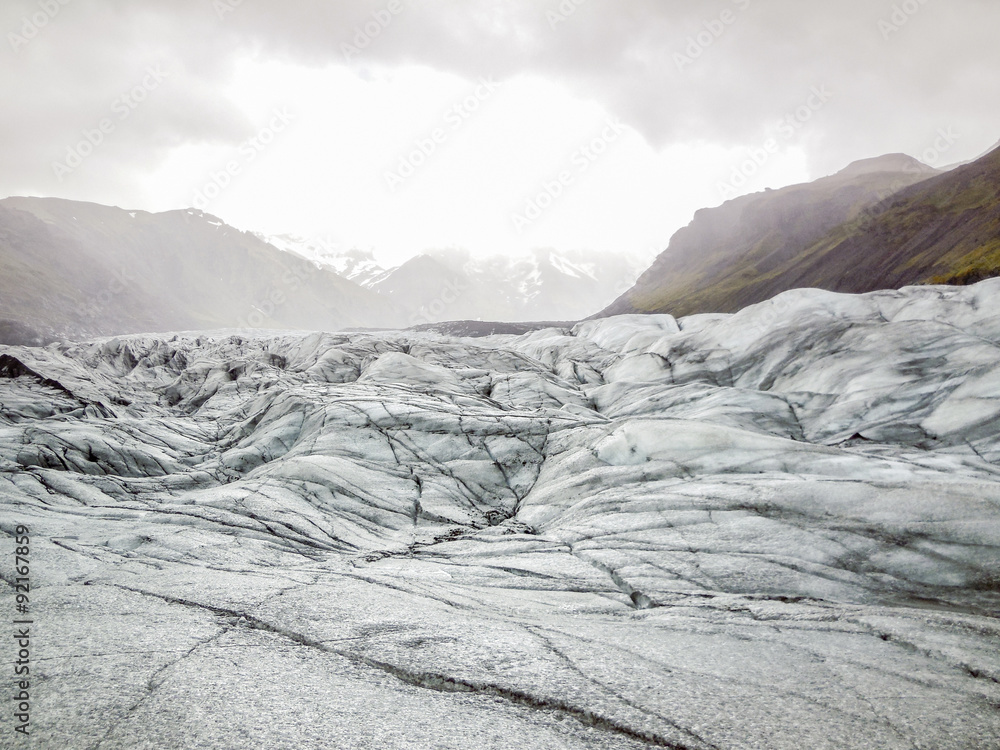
left=604, top=148, right=1000, bottom=317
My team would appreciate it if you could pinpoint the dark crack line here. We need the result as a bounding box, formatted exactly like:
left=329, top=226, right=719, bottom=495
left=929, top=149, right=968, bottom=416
left=86, top=627, right=229, bottom=750
left=105, top=583, right=697, bottom=749
left=525, top=624, right=723, bottom=750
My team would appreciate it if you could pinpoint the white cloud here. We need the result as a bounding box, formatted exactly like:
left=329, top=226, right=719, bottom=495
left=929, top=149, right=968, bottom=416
left=1, top=0, right=998, bottom=262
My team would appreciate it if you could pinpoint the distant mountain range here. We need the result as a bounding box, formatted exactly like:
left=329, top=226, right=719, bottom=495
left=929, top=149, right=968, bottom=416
left=0, top=199, right=651, bottom=345
left=262, top=235, right=389, bottom=288
left=602, top=143, right=1000, bottom=317
left=259, top=236, right=653, bottom=325
left=0, top=198, right=402, bottom=346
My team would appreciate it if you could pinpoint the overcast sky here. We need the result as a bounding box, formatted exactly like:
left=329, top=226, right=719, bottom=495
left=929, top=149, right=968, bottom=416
left=3, top=0, right=998, bottom=263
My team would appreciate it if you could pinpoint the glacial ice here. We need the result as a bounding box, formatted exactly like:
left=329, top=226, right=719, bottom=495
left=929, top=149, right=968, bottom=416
left=1, top=281, right=999, bottom=749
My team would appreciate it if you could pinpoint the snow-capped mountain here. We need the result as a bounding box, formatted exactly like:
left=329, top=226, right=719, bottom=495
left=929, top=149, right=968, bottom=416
left=260, top=236, right=655, bottom=324
left=255, top=233, right=389, bottom=288
left=366, top=247, right=655, bottom=324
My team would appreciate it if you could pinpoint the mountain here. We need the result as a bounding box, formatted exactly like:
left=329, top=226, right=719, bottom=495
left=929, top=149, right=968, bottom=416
left=601, top=152, right=957, bottom=317
left=0, top=198, right=403, bottom=345
left=0, top=198, right=649, bottom=346
left=382, top=247, right=653, bottom=324
left=3, top=280, right=999, bottom=748
left=793, top=142, right=1000, bottom=288
left=261, top=233, right=389, bottom=287
left=265, top=240, right=654, bottom=325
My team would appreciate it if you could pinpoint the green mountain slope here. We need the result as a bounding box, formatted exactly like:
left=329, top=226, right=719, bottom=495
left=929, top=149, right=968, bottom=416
left=784, top=144, right=1000, bottom=290
left=602, top=146, right=1000, bottom=317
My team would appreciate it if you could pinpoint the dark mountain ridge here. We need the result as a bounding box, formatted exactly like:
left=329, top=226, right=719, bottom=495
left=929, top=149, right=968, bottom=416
left=601, top=145, right=1000, bottom=317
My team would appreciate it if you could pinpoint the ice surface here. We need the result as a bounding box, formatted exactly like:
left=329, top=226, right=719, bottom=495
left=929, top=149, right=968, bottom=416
left=2, top=282, right=1000, bottom=749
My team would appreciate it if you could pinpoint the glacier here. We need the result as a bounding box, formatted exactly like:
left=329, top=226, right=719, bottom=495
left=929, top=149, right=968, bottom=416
left=1, top=281, right=999, bottom=749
